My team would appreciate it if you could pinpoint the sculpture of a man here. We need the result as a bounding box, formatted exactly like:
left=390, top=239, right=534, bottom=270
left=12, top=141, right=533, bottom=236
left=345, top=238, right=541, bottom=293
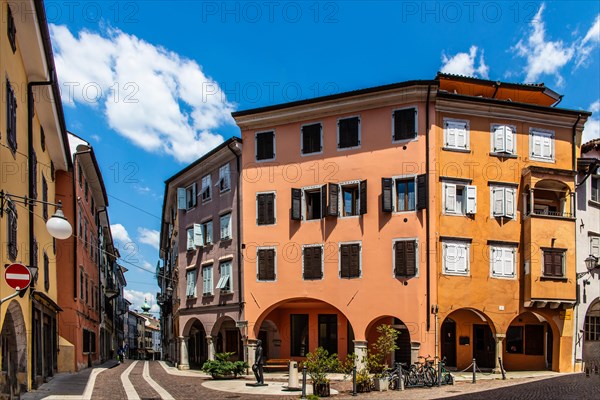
left=252, top=339, right=265, bottom=384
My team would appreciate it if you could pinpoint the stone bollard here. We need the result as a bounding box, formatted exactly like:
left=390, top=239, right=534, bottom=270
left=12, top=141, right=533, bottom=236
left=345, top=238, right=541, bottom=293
left=283, top=360, right=301, bottom=391
left=301, top=365, right=307, bottom=400
left=472, top=358, right=477, bottom=384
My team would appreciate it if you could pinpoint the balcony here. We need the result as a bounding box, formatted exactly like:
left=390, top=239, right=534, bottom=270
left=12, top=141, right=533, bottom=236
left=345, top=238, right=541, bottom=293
left=523, top=179, right=575, bottom=220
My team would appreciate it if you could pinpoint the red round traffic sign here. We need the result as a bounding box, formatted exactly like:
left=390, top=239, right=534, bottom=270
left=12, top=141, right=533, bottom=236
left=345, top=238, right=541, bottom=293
left=4, top=263, right=32, bottom=291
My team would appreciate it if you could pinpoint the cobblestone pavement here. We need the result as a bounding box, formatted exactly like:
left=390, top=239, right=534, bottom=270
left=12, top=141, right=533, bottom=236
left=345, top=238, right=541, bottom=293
left=25, top=360, right=600, bottom=399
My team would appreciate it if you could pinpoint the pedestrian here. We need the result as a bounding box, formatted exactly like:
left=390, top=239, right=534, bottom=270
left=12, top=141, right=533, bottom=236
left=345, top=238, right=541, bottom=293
left=117, top=346, right=124, bottom=365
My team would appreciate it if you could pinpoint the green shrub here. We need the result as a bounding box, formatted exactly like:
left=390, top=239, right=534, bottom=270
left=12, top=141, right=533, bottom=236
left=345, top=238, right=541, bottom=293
left=201, top=352, right=248, bottom=379
left=304, top=347, right=340, bottom=385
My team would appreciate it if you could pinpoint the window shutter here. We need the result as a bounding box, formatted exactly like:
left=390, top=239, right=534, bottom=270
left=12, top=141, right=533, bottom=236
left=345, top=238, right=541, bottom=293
left=457, top=244, right=468, bottom=273
left=187, top=229, right=194, bottom=250
left=444, top=243, right=457, bottom=273
left=591, top=237, right=600, bottom=258
left=291, top=188, right=302, bottom=220
left=445, top=184, right=456, bottom=213
left=340, top=245, right=350, bottom=278
left=393, top=109, right=416, bottom=141
left=445, top=122, right=457, bottom=147
left=543, top=252, right=553, bottom=276
left=493, top=126, right=505, bottom=152
left=266, top=249, right=275, bottom=280
left=304, top=247, right=322, bottom=279
left=359, top=180, right=367, bottom=215
left=416, top=174, right=427, bottom=210
left=338, top=119, right=349, bottom=148
left=532, top=133, right=542, bottom=157
left=505, top=126, right=514, bottom=153
left=505, top=188, right=515, bottom=218
left=193, top=223, right=203, bottom=247
left=350, top=244, right=360, bottom=278
left=328, top=183, right=339, bottom=217
left=553, top=252, right=563, bottom=277
left=465, top=185, right=477, bottom=214
left=382, top=178, right=393, bottom=212
left=321, top=185, right=327, bottom=219
left=206, top=221, right=213, bottom=244
left=491, top=248, right=502, bottom=275
left=257, top=250, right=266, bottom=280
left=394, top=241, right=405, bottom=276
left=456, top=122, right=467, bottom=148
left=177, top=188, right=186, bottom=209
left=503, top=248, right=515, bottom=277
left=405, top=241, right=416, bottom=276
left=492, top=187, right=505, bottom=217
left=266, top=193, right=275, bottom=224
left=257, top=194, right=266, bottom=225
left=542, top=135, right=552, bottom=158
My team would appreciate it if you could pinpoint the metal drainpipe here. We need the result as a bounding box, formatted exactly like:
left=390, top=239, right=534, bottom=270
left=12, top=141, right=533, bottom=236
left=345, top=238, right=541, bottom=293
left=425, top=84, right=432, bottom=332
left=227, top=143, right=244, bottom=318
left=572, top=114, right=581, bottom=172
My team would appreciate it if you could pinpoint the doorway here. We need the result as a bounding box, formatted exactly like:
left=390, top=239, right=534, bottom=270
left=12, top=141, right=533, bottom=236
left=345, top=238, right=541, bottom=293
left=473, top=324, right=495, bottom=368
left=441, top=319, right=457, bottom=367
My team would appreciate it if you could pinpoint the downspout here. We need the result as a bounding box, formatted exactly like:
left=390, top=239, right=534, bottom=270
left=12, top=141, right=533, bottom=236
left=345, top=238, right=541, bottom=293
left=425, top=84, right=432, bottom=332
left=73, top=155, right=80, bottom=301
left=227, top=142, right=244, bottom=318
left=491, top=82, right=500, bottom=98
left=572, top=114, right=581, bottom=172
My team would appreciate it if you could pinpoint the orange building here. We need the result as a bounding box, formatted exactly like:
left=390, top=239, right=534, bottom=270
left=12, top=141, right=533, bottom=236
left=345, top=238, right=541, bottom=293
left=233, top=81, right=439, bottom=367
left=434, top=74, right=590, bottom=372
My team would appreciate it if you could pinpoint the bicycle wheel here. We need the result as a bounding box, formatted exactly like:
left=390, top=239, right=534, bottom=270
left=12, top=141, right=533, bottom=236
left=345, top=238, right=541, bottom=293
left=388, top=372, right=399, bottom=390
left=406, top=368, right=418, bottom=387
left=444, top=373, right=454, bottom=385
left=423, top=367, right=436, bottom=387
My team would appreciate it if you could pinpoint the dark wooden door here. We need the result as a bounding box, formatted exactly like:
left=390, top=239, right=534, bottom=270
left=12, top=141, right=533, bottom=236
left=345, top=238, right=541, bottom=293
left=258, top=330, right=269, bottom=360
left=441, top=319, right=457, bottom=367
left=473, top=324, right=495, bottom=369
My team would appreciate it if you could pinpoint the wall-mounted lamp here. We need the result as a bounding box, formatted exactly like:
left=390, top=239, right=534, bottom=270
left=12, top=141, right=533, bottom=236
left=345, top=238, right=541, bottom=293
left=0, top=190, right=73, bottom=239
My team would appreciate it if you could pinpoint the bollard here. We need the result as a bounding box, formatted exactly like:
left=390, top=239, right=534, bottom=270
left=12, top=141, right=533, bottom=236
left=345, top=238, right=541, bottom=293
left=283, top=360, right=301, bottom=391
left=301, top=365, right=307, bottom=400
left=352, top=366, right=357, bottom=396
left=472, top=358, right=476, bottom=384
left=399, top=364, right=404, bottom=391
left=586, top=366, right=590, bottom=378
left=498, top=357, right=506, bottom=380
left=438, top=360, right=442, bottom=387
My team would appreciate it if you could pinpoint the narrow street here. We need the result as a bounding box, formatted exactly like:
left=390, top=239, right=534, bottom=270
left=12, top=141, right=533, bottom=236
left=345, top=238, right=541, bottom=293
left=21, top=360, right=600, bottom=400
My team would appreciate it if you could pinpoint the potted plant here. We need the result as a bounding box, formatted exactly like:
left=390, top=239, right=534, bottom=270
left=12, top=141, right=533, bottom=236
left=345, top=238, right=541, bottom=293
left=304, top=347, right=340, bottom=397
left=367, top=324, right=399, bottom=391
left=201, top=351, right=248, bottom=379
left=356, top=368, right=372, bottom=393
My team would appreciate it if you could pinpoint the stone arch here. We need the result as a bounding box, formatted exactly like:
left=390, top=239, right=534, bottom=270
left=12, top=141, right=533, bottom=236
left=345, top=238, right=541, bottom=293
left=503, top=311, right=557, bottom=371
left=182, top=318, right=207, bottom=368
left=582, top=298, right=600, bottom=363
left=211, top=316, right=242, bottom=360
left=1, top=300, right=28, bottom=397
left=365, top=316, right=414, bottom=366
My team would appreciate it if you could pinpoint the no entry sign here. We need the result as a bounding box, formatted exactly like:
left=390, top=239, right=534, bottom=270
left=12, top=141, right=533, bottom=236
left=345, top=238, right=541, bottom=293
left=4, top=263, right=32, bottom=291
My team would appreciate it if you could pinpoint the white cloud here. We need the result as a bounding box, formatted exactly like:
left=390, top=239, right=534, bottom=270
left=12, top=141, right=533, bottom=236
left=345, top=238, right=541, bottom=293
left=50, top=24, right=234, bottom=163
left=137, top=227, right=160, bottom=250
left=582, top=99, right=600, bottom=144
left=512, top=5, right=599, bottom=85
left=124, top=289, right=160, bottom=314
left=111, top=223, right=131, bottom=244
left=440, top=46, right=489, bottom=79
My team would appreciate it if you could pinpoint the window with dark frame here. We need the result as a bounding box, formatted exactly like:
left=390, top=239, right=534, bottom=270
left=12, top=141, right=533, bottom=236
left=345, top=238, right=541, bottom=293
left=303, top=246, right=323, bottom=280
left=305, top=188, right=323, bottom=220
left=340, top=243, right=360, bottom=278
left=585, top=315, right=600, bottom=341
left=7, top=202, right=17, bottom=260
left=256, top=131, right=275, bottom=160
left=257, top=193, right=275, bottom=225
left=396, top=178, right=415, bottom=211
left=84, top=180, right=89, bottom=201
left=318, top=314, right=338, bottom=355
left=506, top=326, right=524, bottom=354
left=80, top=270, right=84, bottom=300
left=6, top=78, right=17, bottom=153
left=592, top=176, right=599, bottom=202
left=290, top=314, right=309, bottom=357
left=257, top=248, right=276, bottom=281
left=302, top=123, right=322, bottom=154
left=393, top=108, right=417, bottom=141
left=543, top=249, right=565, bottom=277
left=341, top=184, right=359, bottom=216
left=394, top=240, right=417, bottom=277
left=338, top=117, right=360, bottom=149
left=7, top=5, right=16, bottom=53
left=186, top=183, right=197, bottom=209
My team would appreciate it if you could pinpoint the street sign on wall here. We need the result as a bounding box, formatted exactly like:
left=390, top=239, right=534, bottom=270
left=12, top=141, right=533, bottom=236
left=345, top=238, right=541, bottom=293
left=4, top=263, right=32, bottom=291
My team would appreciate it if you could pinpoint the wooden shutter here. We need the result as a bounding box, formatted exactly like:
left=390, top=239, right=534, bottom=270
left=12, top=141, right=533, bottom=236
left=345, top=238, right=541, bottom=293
left=465, top=185, right=477, bottom=214
left=542, top=134, right=552, bottom=158
left=505, top=188, right=516, bottom=218
left=553, top=252, right=564, bottom=277
left=328, top=183, right=339, bottom=217
left=405, top=241, right=416, bottom=276
left=338, top=119, right=349, bottom=148
left=456, top=122, right=467, bottom=148
left=302, top=123, right=321, bottom=153
left=177, top=188, right=186, bottom=209
left=266, top=193, right=275, bottom=224
left=492, top=187, right=505, bottom=217
left=382, top=178, right=393, bottom=212
left=543, top=251, right=554, bottom=276
left=257, top=131, right=274, bottom=160
left=321, top=185, right=327, bottom=219
left=505, top=126, right=514, bottom=153
left=193, top=223, right=203, bottom=247
left=591, top=237, right=600, bottom=258
left=532, top=133, right=542, bottom=157
left=340, top=245, right=350, bottom=278
left=416, top=174, right=427, bottom=210
left=493, top=126, right=505, bottom=152
left=395, top=241, right=406, bottom=276
left=291, top=188, right=302, bottom=220
left=258, top=249, right=275, bottom=280
left=445, top=184, right=456, bottom=213
left=304, top=247, right=322, bottom=279
left=445, top=122, right=456, bottom=147
left=257, top=194, right=266, bottom=224
left=349, top=244, right=360, bottom=278
left=393, top=109, right=416, bottom=141
left=491, top=248, right=502, bottom=276
left=359, top=180, right=367, bottom=215
left=187, top=229, right=194, bottom=250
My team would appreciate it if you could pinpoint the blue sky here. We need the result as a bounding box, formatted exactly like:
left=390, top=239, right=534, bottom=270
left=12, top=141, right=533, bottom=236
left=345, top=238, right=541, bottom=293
left=45, top=1, right=600, bottom=313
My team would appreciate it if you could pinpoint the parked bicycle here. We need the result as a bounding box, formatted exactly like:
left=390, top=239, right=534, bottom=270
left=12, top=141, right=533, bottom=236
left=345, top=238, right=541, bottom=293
left=382, top=362, right=413, bottom=390
left=430, top=356, right=454, bottom=385
left=413, top=355, right=437, bottom=387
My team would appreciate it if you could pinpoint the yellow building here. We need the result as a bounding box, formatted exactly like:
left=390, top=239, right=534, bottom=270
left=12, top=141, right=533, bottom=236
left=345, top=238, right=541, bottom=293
left=434, top=74, right=591, bottom=372
left=1, top=0, right=71, bottom=396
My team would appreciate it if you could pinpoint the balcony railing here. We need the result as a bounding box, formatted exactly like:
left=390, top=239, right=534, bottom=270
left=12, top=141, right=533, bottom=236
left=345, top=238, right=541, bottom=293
left=529, top=209, right=573, bottom=218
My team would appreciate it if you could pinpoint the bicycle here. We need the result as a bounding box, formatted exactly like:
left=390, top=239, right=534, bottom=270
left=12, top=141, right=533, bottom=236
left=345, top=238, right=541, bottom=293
left=383, top=362, right=415, bottom=390
left=414, top=355, right=437, bottom=387
left=429, top=356, right=454, bottom=385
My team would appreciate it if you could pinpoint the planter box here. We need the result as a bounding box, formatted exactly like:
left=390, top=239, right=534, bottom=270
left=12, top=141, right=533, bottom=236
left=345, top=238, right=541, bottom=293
left=373, top=377, right=388, bottom=391
left=313, top=382, right=331, bottom=397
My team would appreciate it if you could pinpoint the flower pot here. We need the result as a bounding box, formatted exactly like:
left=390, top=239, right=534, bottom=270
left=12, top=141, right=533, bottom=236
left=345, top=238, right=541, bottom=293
left=373, top=377, right=389, bottom=391
left=312, top=382, right=331, bottom=397
left=356, top=381, right=371, bottom=393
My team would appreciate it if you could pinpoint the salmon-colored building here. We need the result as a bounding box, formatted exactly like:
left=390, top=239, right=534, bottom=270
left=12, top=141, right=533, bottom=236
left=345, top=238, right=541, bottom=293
left=434, top=74, right=590, bottom=372
left=233, top=81, right=439, bottom=367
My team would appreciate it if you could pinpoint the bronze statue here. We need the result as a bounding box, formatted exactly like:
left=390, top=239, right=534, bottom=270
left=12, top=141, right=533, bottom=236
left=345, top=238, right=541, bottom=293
left=252, top=339, right=265, bottom=384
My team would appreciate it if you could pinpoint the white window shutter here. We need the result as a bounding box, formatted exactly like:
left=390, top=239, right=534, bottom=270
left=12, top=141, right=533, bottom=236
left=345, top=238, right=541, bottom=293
left=503, top=248, right=515, bottom=276
left=505, top=188, right=515, bottom=218
left=542, top=135, right=552, bottom=158
left=491, top=248, right=502, bottom=275
left=505, top=126, right=514, bottom=153
left=445, top=243, right=457, bottom=272
left=591, top=237, right=600, bottom=257
left=193, top=223, right=203, bottom=247
left=465, top=185, right=477, bottom=214
left=206, top=221, right=213, bottom=244
left=493, top=126, right=505, bottom=152
left=177, top=188, right=186, bottom=209
left=187, top=229, right=194, bottom=250
left=446, top=123, right=457, bottom=147
left=445, top=184, right=456, bottom=213
left=458, top=244, right=468, bottom=273
left=492, top=187, right=505, bottom=217
left=456, top=123, right=467, bottom=148
left=532, top=133, right=542, bottom=157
